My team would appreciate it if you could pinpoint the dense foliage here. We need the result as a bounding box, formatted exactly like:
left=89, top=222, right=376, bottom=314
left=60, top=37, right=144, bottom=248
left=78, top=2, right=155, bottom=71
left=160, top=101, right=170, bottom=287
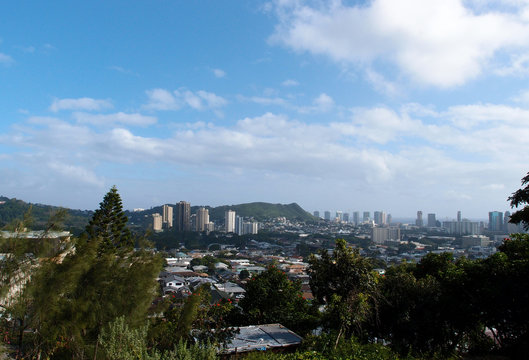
left=237, top=265, right=319, bottom=335
left=0, top=187, right=163, bottom=359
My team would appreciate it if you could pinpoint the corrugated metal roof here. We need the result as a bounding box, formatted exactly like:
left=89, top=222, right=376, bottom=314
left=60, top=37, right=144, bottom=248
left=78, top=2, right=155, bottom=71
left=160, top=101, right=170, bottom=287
left=222, top=324, right=302, bottom=354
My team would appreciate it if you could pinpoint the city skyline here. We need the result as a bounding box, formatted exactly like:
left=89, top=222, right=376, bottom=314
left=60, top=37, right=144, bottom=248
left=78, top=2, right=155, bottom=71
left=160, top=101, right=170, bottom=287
left=2, top=1, right=529, bottom=218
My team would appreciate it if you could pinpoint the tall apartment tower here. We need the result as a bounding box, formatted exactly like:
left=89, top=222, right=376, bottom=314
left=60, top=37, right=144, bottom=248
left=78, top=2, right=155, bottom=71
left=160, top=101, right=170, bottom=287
left=324, top=211, right=331, bottom=221
left=416, top=211, right=423, bottom=227
left=196, top=207, right=209, bottom=232
left=152, top=213, right=163, bottom=232
left=235, top=215, right=244, bottom=235
left=162, top=204, right=173, bottom=228
left=457, top=211, right=462, bottom=223
left=336, top=211, right=343, bottom=222
left=313, top=211, right=320, bottom=218
left=343, top=213, right=350, bottom=223
left=363, top=212, right=370, bottom=222
left=225, top=210, right=236, bottom=233
left=427, top=213, right=437, bottom=227
left=175, top=201, right=191, bottom=231
left=488, top=211, right=503, bottom=231
left=374, top=211, right=382, bottom=225
left=353, top=211, right=360, bottom=225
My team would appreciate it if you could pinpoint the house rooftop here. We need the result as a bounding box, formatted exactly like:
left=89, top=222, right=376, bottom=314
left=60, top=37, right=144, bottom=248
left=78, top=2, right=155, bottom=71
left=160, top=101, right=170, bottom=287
left=222, top=324, right=302, bottom=354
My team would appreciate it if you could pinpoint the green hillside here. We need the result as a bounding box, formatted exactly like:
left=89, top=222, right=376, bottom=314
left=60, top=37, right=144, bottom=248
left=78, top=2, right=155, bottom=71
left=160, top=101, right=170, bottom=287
left=205, top=202, right=316, bottom=222
left=0, top=196, right=93, bottom=234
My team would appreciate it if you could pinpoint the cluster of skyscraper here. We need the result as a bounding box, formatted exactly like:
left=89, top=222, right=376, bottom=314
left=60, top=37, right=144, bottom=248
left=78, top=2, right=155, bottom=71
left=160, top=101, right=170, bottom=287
left=151, top=202, right=258, bottom=235
left=224, top=209, right=259, bottom=235
left=313, top=210, right=392, bottom=226
left=315, top=208, right=523, bottom=238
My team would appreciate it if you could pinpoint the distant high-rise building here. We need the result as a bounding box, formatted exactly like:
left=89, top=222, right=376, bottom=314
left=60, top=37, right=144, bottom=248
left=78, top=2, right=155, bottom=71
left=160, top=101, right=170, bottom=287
left=196, top=207, right=209, bottom=232
left=489, top=211, right=504, bottom=231
left=176, top=201, right=191, bottom=231
left=371, top=227, right=401, bottom=244
left=363, top=212, right=370, bottom=222
left=343, top=213, right=350, bottom=223
left=324, top=211, right=331, bottom=221
left=336, top=211, right=343, bottom=222
left=503, top=211, right=524, bottom=233
left=374, top=211, right=381, bottom=225
left=387, top=214, right=392, bottom=225
left=162, top=204, right=173, bottom=228
left=374, top=211, right=386, bottom=225
left=313, top=211, right=320, bottom=218
left=427, top=213, right=436, bottom=227
left=442, top=219, right=480, bottom=235
left=243, top=221, right=259, bottom=235
left=152, top=213, right=162, bottom=232
left=353, top=211, right=360, bottom=225
left=457, top=211, right=462, bottom=223
left=225, top=210, right=236, bottom=233
left=416, top=211, right=423, bottom=227
left=235, top=215, right=244, bottom=235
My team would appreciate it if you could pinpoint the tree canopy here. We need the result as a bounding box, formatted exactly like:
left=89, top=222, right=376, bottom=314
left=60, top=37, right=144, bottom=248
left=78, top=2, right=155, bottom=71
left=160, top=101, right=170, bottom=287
left=1, top=186, right=163, bottom=359
left=508, top=171, right=529, bottom=230
left=238, top=265, right=318, bottom=335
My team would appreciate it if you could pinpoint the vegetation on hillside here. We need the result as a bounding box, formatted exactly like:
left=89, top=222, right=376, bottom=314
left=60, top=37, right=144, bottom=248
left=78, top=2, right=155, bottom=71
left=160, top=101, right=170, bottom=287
left=0, top=196, right=92, bottom=234
left=206, top=202, right=317, bottom=222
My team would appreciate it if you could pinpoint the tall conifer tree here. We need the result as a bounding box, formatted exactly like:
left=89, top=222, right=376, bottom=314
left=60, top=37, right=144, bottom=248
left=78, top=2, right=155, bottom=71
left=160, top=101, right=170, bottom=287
left=85, top=185, right=133, bottom=251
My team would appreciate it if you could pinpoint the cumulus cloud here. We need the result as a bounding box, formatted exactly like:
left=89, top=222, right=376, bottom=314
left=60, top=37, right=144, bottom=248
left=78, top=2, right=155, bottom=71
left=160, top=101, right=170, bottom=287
left=143, top=88, right=227, bottom=112
left=270, top=0, right=529, bottom=87
left=50, top=97, right=113, bottom=112
left=212, top=68, right=226, bottom=78
left=0, top=52, right=14, bottom=65
left=4, top=99, right=529, bottom=215
left=48, top=161, right=104, bottom=187
left=313, top=93, right=334, bottom=111
left=237, top=95, right=290, bottom=107
left=73, top=112, right=157, bottom=127
left=282, top=79, right=299, bottom=86
left=239, top=92, right=334, bottom=114
left=365, top=69, right=400, bottom=97
left=143, top=89, right=181, bottom=110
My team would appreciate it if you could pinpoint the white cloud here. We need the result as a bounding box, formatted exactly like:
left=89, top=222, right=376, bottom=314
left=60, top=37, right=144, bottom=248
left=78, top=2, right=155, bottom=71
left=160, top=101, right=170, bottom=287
left=143, top=88, right=181, bottom=110
left=18, top=46, right=35, bottom=53
left=48, top=161, right=104, bottom=187
left=365, top=69, right=400, bottom=97
left=50, top=97, right=113, bottom=112
left=0, top=52, right=14, bottom=65
left=73, top=112, right=157, bottom=127
left=513, top=89, right=529, bottom=103
left=144, top=88, right=227, bottom=112
left=282, top=79, right=299, bottom=86
left=237, top=95, right=289, bottom=107
left=238, top=92, right=334, bottom=114
left=270, top=0, right=529, bottom=87
left=212, top=68, right=226, bottom=78
left=313, top=93, right=334, bottom=111
left=5, top=100, right=529, bottom=215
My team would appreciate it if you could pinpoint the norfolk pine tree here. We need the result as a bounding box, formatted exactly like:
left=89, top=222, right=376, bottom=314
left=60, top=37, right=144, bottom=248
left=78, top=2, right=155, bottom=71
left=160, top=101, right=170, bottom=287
left=13, top=186, right=162, bottom=359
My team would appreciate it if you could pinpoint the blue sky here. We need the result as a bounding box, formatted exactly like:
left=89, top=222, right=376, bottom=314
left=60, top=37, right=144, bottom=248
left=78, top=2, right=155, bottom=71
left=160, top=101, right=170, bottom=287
left=2, top=0, right=529, bottom=219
